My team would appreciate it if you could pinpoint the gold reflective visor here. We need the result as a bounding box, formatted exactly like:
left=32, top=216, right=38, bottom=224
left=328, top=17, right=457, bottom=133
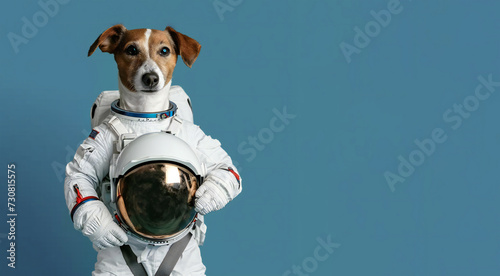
left=116, top=162, right=198, bottom=239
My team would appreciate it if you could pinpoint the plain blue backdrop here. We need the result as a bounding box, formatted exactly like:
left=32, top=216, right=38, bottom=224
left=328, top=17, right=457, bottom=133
left=1, top=0, right=500, bottom=275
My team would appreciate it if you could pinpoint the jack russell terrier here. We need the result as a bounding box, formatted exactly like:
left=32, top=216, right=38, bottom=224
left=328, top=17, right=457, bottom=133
left=88, top=24, right=201, bottom=112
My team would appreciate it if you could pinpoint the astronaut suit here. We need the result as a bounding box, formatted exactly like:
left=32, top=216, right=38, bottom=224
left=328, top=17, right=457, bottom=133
left=64, top=85, right=242, bottom=275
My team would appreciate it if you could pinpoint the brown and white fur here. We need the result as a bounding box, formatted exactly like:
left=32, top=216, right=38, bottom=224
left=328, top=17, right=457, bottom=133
left=88, top=25, right=201, bottom=112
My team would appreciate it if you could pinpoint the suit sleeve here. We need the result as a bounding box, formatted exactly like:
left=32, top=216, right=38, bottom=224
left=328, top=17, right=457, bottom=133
left=185, top=124, right=242, bottom=199
left=63, top=125, right=115, bottom=213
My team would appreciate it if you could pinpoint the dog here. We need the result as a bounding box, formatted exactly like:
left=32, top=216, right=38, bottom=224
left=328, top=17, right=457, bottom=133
left=88, top=24, right=201, bottom=113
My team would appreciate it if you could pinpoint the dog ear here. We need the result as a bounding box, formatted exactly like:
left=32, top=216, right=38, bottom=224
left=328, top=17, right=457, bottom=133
left=166, top=26, right=201, bottom=68
left=88, top=24, right=127, bottom=57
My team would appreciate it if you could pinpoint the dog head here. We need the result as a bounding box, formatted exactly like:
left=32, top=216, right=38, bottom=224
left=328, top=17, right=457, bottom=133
left=88, top=24, right=201, bottom=93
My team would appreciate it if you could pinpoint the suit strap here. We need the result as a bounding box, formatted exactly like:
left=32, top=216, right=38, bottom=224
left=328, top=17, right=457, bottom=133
left=163, top=116, right=183, bottom=136
left=106, top=115, right=137, bottom=153
left=106, top=115, right=129, bottom=137
left=120, top=245, right=147, bottom=276
left=155, top=232, right=192, bottom=276
left=119, top=232, right=193, bottom=276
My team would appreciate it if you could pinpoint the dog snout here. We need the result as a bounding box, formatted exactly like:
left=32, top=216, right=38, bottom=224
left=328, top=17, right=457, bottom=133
left=142, top=72, right=159, bottom=89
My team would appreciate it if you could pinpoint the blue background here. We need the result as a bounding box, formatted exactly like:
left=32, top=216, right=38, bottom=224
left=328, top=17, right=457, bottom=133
left=1, top=0, right=499, bottom=275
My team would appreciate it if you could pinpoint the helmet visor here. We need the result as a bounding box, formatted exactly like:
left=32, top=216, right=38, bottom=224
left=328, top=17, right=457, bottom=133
left=116, top=162, right=198, bottom=239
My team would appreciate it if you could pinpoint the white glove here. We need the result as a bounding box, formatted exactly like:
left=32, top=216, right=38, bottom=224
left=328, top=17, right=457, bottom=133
left=195, top=169, right=241, bottom=215
left=73, top=200, right=128, bottom=250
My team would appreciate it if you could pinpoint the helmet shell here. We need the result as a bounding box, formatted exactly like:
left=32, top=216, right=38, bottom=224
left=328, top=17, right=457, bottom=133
left=113, top=132, right=204, bottom=180
left=112, top=132, right=204, bottom=245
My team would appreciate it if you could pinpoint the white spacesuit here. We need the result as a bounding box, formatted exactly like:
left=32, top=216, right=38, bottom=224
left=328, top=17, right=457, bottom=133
left=64, top=87, right=242, bottom=275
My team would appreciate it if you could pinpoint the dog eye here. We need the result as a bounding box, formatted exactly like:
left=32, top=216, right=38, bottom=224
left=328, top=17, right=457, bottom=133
left=159, top=47, right=170, bottom=56
left=126, top=45, right=138, bottom=56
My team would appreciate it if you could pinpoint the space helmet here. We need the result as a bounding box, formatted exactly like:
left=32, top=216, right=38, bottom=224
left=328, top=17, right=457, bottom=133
left=111, top=132, right=205, bottom=245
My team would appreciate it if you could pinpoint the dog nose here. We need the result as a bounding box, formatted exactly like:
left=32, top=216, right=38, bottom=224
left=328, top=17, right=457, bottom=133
left=142, top=72, right=159, bottom=88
